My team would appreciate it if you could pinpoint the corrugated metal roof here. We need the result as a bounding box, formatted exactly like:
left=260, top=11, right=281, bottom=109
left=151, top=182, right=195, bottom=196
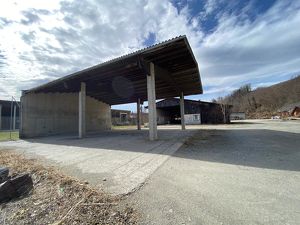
left=154, top=98, right=230, bottom=108
left=100, top=35, right=188, bottom=65
left=25, top=36, right=202, bottom=105
left=144, top=98, right=232, bottom=109
left=26, top=36, right=189, bottom=92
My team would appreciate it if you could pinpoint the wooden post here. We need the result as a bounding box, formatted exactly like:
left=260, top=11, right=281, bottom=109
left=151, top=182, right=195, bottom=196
left=79, top=82, right=86, bottom=138
left=180, top=92, right=185, bottom=130
left=137, top=98, right=141, bottom=130
left=147, top=62, right=158, bottom=140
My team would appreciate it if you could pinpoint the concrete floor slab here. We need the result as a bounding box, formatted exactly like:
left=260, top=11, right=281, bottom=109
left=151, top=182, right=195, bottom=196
left=0, top=129, right=195, bottom=195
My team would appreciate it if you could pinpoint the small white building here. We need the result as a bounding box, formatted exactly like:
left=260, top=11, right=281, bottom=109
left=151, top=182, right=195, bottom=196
left=184, top=114, right=201, bottom=125
left=230, top=112, right=246, bottom=120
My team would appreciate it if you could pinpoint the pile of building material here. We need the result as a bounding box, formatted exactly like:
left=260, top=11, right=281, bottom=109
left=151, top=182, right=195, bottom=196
left=0, top=167, right=33, bottom=203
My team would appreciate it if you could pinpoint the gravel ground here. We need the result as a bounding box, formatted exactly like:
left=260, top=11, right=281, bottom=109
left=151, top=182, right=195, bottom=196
left=126, top=120, right=300, bottom=225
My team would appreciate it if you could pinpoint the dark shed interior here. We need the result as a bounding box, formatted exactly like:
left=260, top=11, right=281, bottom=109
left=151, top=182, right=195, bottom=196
left=155, top=98, right=231, bottom=124
left=0, top=100, right=20, bottom=130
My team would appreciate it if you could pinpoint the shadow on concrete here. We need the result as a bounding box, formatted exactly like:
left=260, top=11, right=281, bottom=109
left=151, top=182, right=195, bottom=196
left=22, top=129, right=192, bottom=152
left=20, top=128, right=300, bottom=172
left=174, top=129, right=300, bottom=172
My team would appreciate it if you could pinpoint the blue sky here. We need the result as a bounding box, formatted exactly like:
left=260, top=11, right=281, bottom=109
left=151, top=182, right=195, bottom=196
left=0, top=0, right=300, bottom=111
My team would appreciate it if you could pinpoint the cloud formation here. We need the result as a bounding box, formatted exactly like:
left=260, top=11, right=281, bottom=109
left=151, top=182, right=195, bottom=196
left=0, top=0, right=299, bottom=105
left=198, top=1, right=300, bottom=93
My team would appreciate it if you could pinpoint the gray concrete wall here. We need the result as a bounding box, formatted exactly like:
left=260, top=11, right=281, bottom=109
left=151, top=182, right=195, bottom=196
left=86, top=96, right=111, bottom=132
left=20, top=93, right=111, bottom=138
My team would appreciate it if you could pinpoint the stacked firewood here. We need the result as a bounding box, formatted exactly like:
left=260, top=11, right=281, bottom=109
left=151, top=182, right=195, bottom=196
left=0, top=167, right=33, bottom=203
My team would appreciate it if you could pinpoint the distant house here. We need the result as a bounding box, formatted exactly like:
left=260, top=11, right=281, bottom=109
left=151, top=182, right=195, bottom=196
left=230, top=112, right=246, bottom=120
left=111, top=109, right=149, bottom=126
left=277, top=102, right=300, bottom=118
left=291, top=106, right=300, bottom=117
left=0, top=100, right=20, bottom=130
left=152, top=98, right=231, bottom=125
left=111, top=109, right=131, bottom=125
left=130, top=112, right=149, bottom=125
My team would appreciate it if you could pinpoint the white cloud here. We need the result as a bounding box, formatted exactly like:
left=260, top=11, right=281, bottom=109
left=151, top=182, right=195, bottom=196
left=0, top=0, right=300, bottom=105
left=204, top=0, right=218, bottom=15
left=0, top=0, right=203, bottom=100
left=0, top=0, right=165, bottom=99
left=198, top=0, right=300, bottom=92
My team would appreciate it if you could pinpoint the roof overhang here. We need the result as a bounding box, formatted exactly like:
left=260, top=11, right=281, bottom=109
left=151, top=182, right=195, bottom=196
left=25, top=36, right=203, bottom=105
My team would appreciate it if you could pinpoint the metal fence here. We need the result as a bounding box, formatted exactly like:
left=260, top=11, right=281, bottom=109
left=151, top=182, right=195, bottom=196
left=0, top=96, right=20, bottom=139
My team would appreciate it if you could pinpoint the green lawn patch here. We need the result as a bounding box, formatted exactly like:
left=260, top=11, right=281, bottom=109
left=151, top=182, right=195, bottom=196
left=0, top=131, right=19, bottom=141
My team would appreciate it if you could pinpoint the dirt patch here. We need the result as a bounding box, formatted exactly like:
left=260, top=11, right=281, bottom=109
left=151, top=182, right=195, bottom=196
left=183, top=130, right=212, bottom=147
left=0, top=150, right=137, bottom=225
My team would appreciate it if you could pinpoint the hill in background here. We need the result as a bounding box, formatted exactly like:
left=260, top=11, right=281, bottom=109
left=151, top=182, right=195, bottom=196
left=217, top=75, right=300, bottom=118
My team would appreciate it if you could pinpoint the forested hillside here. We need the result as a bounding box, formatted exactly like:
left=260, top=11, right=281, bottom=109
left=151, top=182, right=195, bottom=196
left=217, top=75, right=300, bottom=118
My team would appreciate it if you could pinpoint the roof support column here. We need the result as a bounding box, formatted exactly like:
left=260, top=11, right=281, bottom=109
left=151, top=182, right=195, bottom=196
left=147, top=62, right=158, bottom=140
left=180, top=92, right=186, bottom=130
left=137, top=98, right=141, bottom=130
left=79, top=82, right=86, bottom=138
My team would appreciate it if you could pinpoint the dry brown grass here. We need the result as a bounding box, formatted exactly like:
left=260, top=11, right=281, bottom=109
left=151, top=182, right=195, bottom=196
left=0, top=150, right=137, bottom=225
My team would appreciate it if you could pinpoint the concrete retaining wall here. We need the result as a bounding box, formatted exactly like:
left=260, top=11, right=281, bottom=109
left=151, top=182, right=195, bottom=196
left=20, top=93, right=111, bottom=138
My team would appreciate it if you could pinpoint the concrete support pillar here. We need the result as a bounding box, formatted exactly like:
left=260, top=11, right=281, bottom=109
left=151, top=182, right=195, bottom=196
left=79, top=82, right=86, bottom=138
left=180, top=92, right=186, bottom=130
left=137, top=98, right=141, bottom=130
left=13, top=105, right=16, bottom=130
left=147, top=62, right=158, bottom=140
left=0, top=104, right=2, bottom=130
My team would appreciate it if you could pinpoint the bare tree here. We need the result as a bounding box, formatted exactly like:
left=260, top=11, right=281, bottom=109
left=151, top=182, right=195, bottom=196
left=217, top=76, right=300, bottom=119
left=220, top=103, right=228, bottom=123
